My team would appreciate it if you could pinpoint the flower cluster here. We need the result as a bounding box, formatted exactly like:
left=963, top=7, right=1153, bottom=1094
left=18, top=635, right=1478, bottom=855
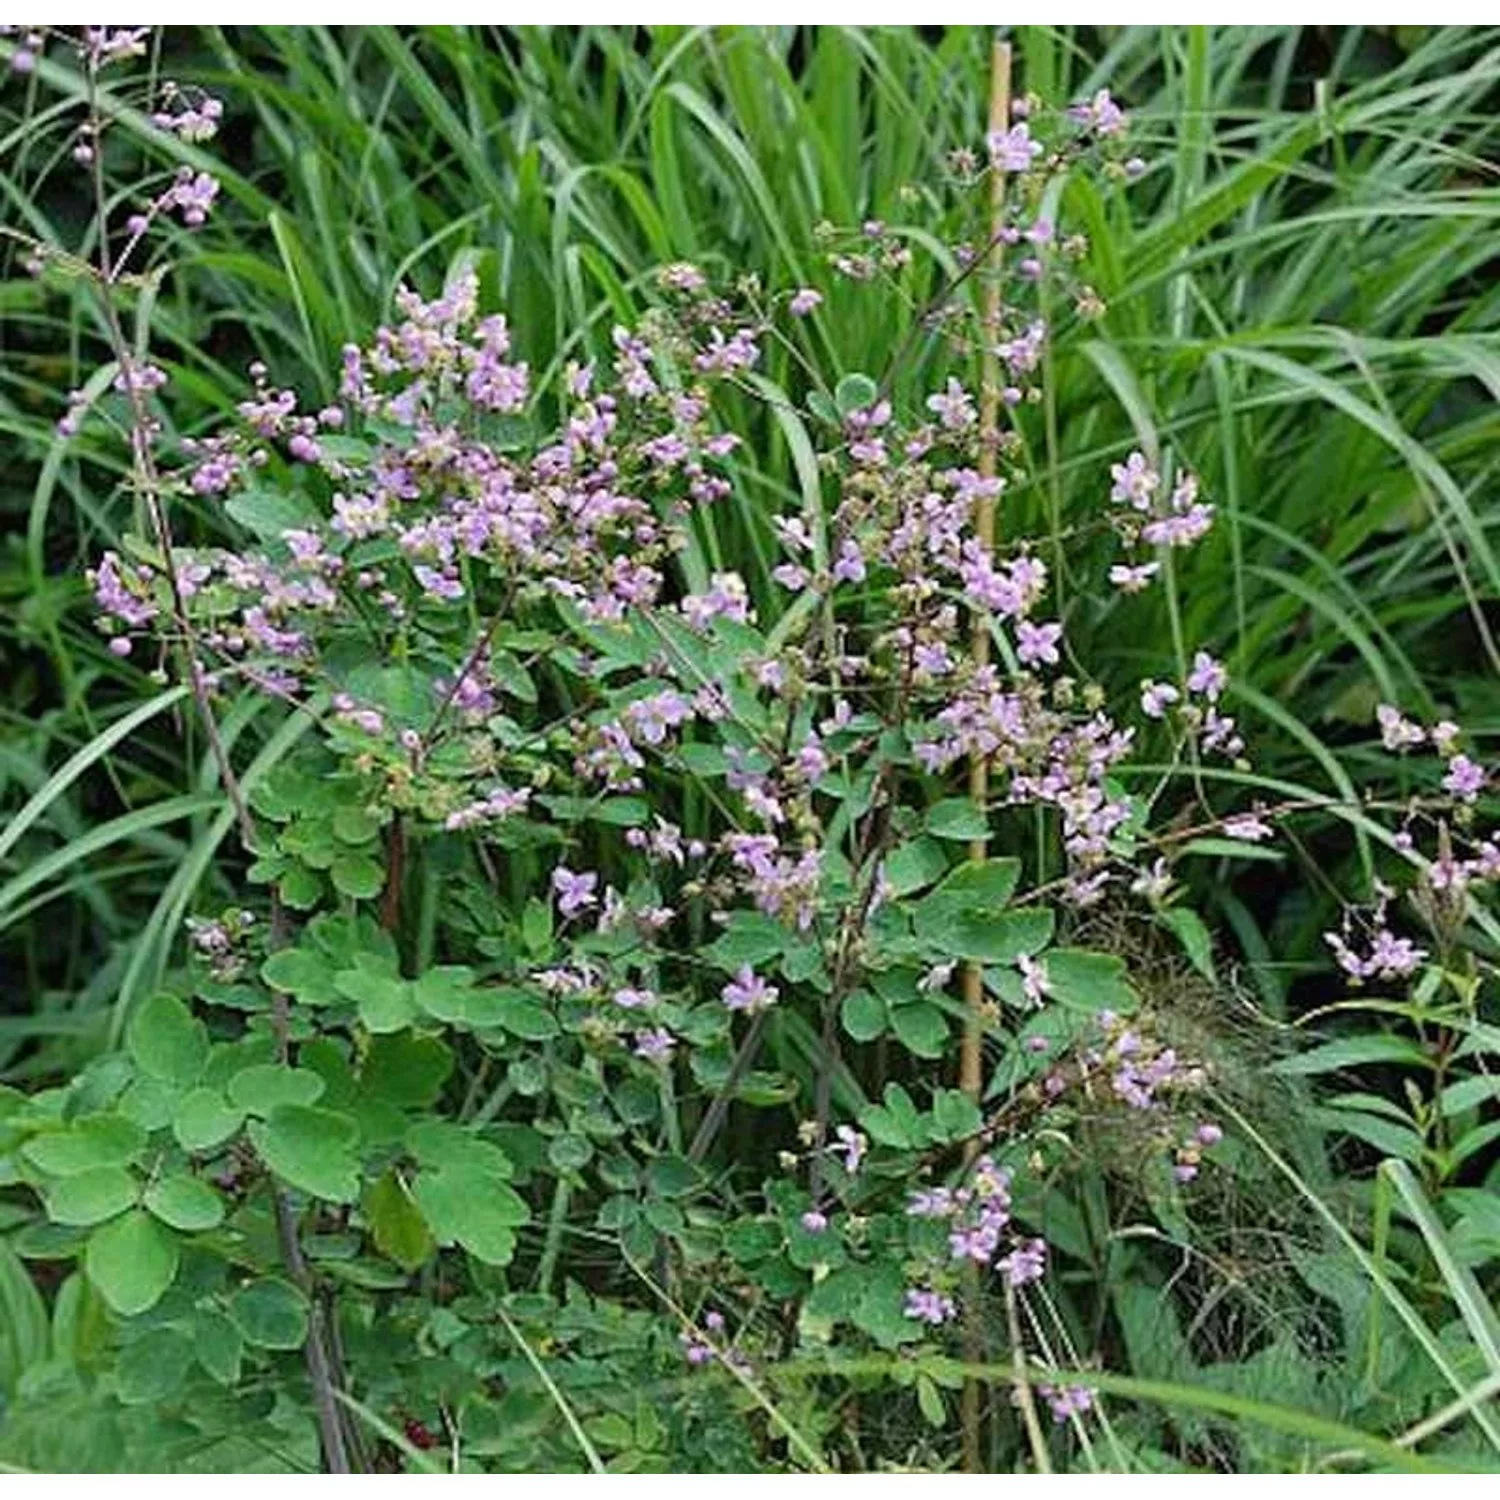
left=903, top=1155, right=1049, bottom=1324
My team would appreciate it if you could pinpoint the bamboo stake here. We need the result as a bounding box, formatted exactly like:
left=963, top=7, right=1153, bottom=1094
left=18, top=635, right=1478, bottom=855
left=960, top=35, right=1013, bottom=1476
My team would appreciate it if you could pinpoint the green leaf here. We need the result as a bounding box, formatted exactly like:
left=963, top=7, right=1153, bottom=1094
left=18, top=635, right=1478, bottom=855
left=891, top=1002, right=949, bottom=1058
left=336, top=966, right=417, bottom=1033
left=701, top=912, right=788, bottom=971
left=932, top=857, right=1021, bottom=907
left=144, top=1172, right=225, bottom=1231
left=408, top=965, right=478, bottom=1024
left=405, top=1120, right=513, bottom=1178
left=1271, top=1035, right=1431, bottom=1077
left=1158, top=907, right=1217, bottom=982
left=834, top=371, right=878, bottom=416
left=1045, top=948, right=1137, bottom=1013
left=931, top=1089, right=982, bottom=1143
left=841, top=989, right=887, bottom=1043
left=117, top=1327, right=194, bottom=1406
left=413, top=1167, right=528, bottom=1265
left=521, top=897, right=553, bottom=956
left=1309, top=1107, right=1425, bottom=1163
left=225, top=486, right=319, bottom=539
left=549, top=1133, right=594, bottom=1171
left=193, top=1308, right=243, bottom=1385
left=332, top=806, right=381, bottom=845
left=248, top=1105, right=361, bottom=1203
left=172, top=1088, right=246, bottom=1152
left=946, top=907, right=1054, bottom=963
left=883, top=837, right=949, bottom=896
left=45, top=1166, right=139, bottom=1227
left=279, top=864, right=323, bottom=909
left=227, top=1064, right=326, bottom=1115
left=116, top=1075, right=177, bottom=1133
left=230, top=1277, right=310, bottom=1349
left=852, top=1260, right=920, bottom=1348
left=84, top=1210, right=179, bottom=1316
left=925, top=799, right=989, bottom=841
left=645, top=1155, right=702, bottom=1199
left=22, top=1114, right=145, bottom=1175
left=260, top=948, right=342, bottom=1006
left=472, top=986, right=559, bottom=1040
left=1383, top=1160, right=1500, bottom=1380
left=362, top=1033, right=454, bottom=1107
left=917, top=1372, right=946, bottom=1428
left=127, top=993, right=207, bottom=1085
left=364, top=1170, right=433, bottom=1272
left=859, top=1083, right=925, bottom=1149
left=331, top=851, right=385, bottom=900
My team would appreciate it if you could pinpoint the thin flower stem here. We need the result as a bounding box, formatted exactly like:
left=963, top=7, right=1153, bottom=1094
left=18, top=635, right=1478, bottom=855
left=961, top=33, right=1012, bottom=1478
left=79, top=50, right=355, bottom=1475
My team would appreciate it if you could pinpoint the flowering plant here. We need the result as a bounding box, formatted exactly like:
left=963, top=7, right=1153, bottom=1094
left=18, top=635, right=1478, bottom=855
left=4, top=27, right=1496, bottom=1474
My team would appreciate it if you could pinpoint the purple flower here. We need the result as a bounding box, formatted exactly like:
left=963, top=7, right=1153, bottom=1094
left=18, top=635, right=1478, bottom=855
left=1016, top=619, right=1062, bottom=667
left=1186, top=650, right=1226, bottom=701
left=1140, top=680, right=1179, bottom=719
left=926, top=378, right=976, bottom=431
left=1110, top=451, right=1158, bottom=510
left=721, top=964, right=778, bottom=1014
left=632, top=1028, right=675, bottom=1063
left=1431, top=720, right=1461, bottom=756
left=613, top=986, right=657, bottom=1010
left=999, top=1237, right=1047, bottom=1287
left=551, top=865, right=598, bottom=918
left=1443, top=754, right=1485, bottom=803
left=789, top=288, right=822, bottom=317
left=166, top=169, right=220, bottom=227
left=987, top=123, right=1042, bottom=173
left=1109, top=561, right=1159, bottom=593
left=1039, top=1384, right=1095, bottom=1422
left=832, top=537, right=867, bottom=585
left=1017, top=953, right=1050, bottom=1006
left=1221, top=813, right=1272, bottom=843
left=799, top=1210, right=828, bottom=1234
left=414, top=564, right=464, bottom=601
left=833, top=1125, right=866, bottom=1175
left=1334, top=926, right=1427, bottom=981
left=903, top=1288, right=958, bottom=1326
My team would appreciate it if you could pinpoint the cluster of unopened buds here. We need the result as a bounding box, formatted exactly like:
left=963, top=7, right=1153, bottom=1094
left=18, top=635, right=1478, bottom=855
left=185, top=907, right=257, bottom=981
left=151, top=80, right=223, bottom=141
left=4, top=25, right=149, bottom=75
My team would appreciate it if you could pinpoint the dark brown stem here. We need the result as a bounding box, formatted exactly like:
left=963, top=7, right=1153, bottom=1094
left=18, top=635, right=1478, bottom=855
left=380, top=814, right=406, bottom=935
left=80, top=52, right=354, bottom=1473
